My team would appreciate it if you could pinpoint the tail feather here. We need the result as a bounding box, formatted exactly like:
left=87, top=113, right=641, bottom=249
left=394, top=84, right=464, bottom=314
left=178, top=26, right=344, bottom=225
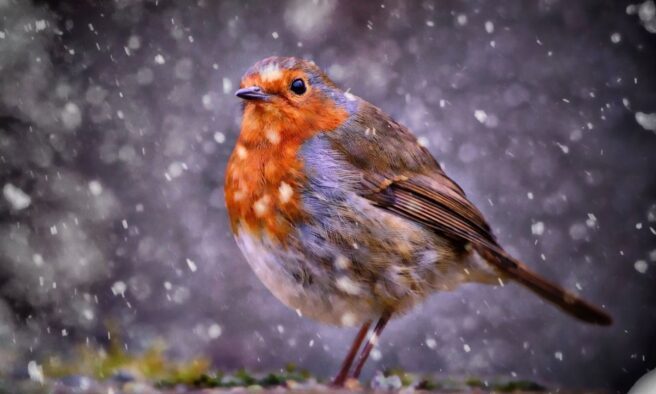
left=476, top=247, right=612, bottom=326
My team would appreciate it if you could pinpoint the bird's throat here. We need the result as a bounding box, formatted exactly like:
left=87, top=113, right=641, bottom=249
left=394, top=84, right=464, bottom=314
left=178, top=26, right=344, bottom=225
left=224, top=104, right=348, bottom=243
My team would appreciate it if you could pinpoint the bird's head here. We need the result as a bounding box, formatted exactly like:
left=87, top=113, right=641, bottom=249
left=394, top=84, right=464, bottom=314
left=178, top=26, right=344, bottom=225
left=226, top=57, right=355, bottom=240
left=235, top=57, right=355, bottom=142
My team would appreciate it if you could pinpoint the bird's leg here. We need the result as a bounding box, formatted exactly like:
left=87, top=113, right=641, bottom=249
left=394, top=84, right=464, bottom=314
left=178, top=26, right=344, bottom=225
left=332, top=321, right=372, bottom=387
left=351, top=312, right=391, bottom=380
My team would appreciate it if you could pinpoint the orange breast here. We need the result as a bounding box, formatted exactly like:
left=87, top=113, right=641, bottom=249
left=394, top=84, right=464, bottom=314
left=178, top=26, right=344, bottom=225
left=224, top=99, right=348, bottom=243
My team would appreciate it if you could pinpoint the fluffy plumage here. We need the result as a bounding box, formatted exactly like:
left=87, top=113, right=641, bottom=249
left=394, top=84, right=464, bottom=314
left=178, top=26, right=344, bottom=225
left=225, top=56, right=611, bottom=384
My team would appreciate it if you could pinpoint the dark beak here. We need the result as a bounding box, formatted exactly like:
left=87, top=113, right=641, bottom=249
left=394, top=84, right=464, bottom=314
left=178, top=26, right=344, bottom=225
left=235, top=86, right=269, bottom=101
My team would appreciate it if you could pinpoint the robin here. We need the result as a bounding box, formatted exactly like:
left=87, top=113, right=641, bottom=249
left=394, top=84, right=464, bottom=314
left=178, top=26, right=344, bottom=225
left=224, top=56, right=612, bottom=386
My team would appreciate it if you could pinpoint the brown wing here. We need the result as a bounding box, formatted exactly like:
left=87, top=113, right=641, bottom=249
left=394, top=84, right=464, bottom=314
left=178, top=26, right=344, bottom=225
left=362, top=175, right=501, bottom=253
left=363, top=175, right=611, bottom=325
left=329, top=100, right=612, bottom=325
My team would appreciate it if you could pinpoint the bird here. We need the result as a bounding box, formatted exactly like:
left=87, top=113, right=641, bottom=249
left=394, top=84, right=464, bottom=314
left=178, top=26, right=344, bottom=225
left=224, top=56, right=612, bottom=386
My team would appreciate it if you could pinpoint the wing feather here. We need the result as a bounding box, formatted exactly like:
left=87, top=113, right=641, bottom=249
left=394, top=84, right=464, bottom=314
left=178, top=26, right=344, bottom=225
left=324, top=100, right=611, bottom=325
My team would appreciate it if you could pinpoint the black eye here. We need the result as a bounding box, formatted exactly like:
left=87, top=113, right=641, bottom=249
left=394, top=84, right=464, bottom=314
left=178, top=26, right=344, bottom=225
left=290, top=79, right=306, bottom=95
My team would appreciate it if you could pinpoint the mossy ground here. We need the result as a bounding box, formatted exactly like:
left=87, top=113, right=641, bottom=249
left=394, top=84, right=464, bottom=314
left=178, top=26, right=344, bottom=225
left=1, top=341, right=607, bottom=393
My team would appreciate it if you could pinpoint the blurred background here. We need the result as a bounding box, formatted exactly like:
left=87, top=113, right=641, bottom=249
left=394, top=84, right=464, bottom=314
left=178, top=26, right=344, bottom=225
left=1, top=0, right=655, bottom=392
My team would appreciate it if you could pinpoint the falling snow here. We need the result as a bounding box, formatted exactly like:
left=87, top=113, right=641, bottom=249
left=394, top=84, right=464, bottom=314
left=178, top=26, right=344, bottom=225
left=35, top=20, right=47, bottom=32
left=27, top=361, right=44, bottom=384
left=88, top=180, right=103, bottom=196
left=213, top=131, right=226, bottom=144
left=3, top=183, right=31, bottom=210
left=474, top=109, right=488, bottom=123
left=531, top=221, right=545, bottom=236
left=186, top=258, right=198, bottom=272
left=208, top=323, right=222, bottom=339
left=634, top=260, right=648, bottom=274
left=111, top=281, right=127, bottom=297
left=635, top=112, right=656, bottom=132
left=222, top=77, right=233, bottom=94
left=154, top=54, right=165, bottom=64
left=0, top=2, right=653, bottom=392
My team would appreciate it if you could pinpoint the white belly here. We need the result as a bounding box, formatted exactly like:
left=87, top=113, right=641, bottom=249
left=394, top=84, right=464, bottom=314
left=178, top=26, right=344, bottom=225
left=233, top=198, right=498, bottom=327
left=234, top=229, right=381, bottom=326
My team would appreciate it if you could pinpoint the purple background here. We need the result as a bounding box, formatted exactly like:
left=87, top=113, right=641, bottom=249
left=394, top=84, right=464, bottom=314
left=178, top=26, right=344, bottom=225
left=1, top=1, right=655, bottom=392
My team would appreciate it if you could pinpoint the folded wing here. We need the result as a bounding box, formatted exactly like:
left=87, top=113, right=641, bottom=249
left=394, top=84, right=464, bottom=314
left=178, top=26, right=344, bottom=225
left=326, top=100, right=612, bottom=325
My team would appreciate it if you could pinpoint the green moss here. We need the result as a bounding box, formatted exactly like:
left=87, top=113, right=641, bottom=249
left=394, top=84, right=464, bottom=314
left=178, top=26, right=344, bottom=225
left=42, top=337, right=209, bottom=384
left=234, top=369, right=257, bottom=386
left=465, top=377, right=487, bottom=388
left=492, top=379, right=546, bottom=392
left=415, top=378, right=441, bottom=390
left=191, top=373, right=224, bottom=388
left=259, top=373, right=285, bottom=387
left=436, top=378, right=461, bottom=390
left=33, top=333, right=546, bottom=392
left=383, top=368, right=414, bottom=386
left=155, top=366, right=313, bottom=389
